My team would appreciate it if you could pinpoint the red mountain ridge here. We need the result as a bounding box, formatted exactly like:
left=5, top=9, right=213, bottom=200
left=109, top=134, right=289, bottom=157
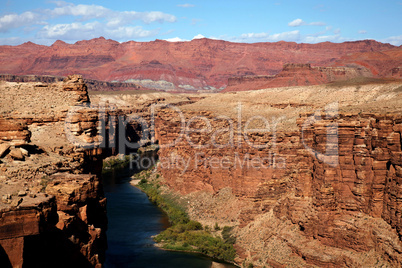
left=0, top=37, right=400, bottom=91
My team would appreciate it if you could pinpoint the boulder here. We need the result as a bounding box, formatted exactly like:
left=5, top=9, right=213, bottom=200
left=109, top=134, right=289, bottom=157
left=19, top=147, right=29, bottom=156
left=9, top=148, right=24, bottom=160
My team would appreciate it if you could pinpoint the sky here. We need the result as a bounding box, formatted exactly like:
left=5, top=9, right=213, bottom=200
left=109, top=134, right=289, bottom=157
left=0, top=0, right=401, bottom=46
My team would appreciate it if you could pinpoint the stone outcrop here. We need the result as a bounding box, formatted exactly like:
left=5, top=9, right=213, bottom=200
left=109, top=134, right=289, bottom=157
left=0, top=77, right=108, bottom=267
left=45, top=173, right=107, bottom=267
left=0, top=194, right=57, bottom=268
left=0, top=37, right=399, bottom=91
left=0, top=119, right=31, bottom=146
left=0, top=74, right=145, bottom=92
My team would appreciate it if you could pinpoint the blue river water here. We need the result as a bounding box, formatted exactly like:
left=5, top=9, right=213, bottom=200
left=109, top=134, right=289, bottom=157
left=102, top=169, right=237, bottom=268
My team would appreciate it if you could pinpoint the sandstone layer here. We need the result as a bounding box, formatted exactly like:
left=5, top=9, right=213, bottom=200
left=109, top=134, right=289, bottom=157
left=0, top=74, right=146, bottom=92
left=152, top=81, right=402, bottom=267
left=0, top=76, right=107, bottom=267
left=0, top=38, right=400, bottom=91
left=90, top=79, right=402, bottom=267
left=2, top=75, right=402, bottom=267
left=223, top=63, right=374, bottom=92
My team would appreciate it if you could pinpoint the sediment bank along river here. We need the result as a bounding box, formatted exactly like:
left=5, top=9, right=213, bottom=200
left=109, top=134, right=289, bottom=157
left=102, top=167, right=237, bottom=268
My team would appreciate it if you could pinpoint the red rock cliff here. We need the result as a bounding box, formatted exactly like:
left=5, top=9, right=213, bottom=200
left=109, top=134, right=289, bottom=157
left=150, top=86, right=402, bottom=267
left=0, top=76, right=108, bottom=267
left=0, top=38, right=398, bottom=90
left=223, top=63, right=374, bottom=92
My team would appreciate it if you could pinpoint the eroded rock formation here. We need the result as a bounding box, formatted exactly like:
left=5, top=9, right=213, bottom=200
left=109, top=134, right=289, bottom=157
left=0, top=76, right=107, bottom=267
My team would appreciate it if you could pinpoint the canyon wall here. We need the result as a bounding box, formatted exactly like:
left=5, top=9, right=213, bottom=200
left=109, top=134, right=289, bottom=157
left=0, top=76, right=108, bottom=267
left=0, top=38, right=399, bottom=91
left=2, top=75, right=401, bottom=267
left=150, top=83, right=402, bottom=267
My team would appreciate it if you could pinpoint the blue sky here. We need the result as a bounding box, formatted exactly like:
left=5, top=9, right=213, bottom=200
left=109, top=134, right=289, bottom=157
left=0, top=0, right=401, bottom=46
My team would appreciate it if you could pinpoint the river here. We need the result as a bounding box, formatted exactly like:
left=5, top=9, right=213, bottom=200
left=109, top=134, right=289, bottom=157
left=102, top=168, right=237, bottom=268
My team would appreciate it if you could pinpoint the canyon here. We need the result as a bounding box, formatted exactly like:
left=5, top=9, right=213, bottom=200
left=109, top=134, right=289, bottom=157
left=1, top=72, right=402, bottom=267
left=0, top=38, right=401, bottom=91
left=92, top=78, right=402, bottom=267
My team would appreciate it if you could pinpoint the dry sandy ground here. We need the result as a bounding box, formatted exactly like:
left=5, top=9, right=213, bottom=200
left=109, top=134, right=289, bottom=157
left=89, top=79, right=402, bottom=131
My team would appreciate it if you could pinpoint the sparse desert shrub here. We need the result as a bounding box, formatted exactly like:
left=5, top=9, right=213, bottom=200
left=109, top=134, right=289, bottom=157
left=222, top=226, right=236, bottom=244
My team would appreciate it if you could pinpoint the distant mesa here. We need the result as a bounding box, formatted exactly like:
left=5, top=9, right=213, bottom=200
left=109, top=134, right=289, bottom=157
left=0, top=37, right=400, bottom=92
left=223, top=63, right=375, bottom=92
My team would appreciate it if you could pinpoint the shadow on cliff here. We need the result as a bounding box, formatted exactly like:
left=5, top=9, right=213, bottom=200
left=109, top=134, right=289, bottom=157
left=0, top=245, right=12, bottom=268
left=23, top=228, right=95, bottom=268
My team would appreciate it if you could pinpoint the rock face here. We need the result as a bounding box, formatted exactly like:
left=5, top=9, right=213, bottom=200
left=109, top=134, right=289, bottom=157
left=0, top=74, right=145, bottom=92
left=0, top=119, right=31, bottom=146
left=146, top=82, right=402, bottom=267
left=223, top=63, right=373, bottom=92
left=0, top=195, right=57, bottom=268
left=0, top=77, right=108, bottom=267
left=0, top=37, right=399, bottom=91
left=45, top=173, right=107, bottom=267
left=334, top=46, right=402, bottom=77
left=0, top=75, right=153, bottom=267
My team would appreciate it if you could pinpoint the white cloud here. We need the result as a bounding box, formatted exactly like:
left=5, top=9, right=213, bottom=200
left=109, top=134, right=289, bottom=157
left=310, top=21, right=326, bottom=26
left=240, top=32, right=269, bottom=39
left=165, top=37, right=188, bottom=42
left=288, top=18, right=304, bottom=27
left=0, top=11, right=44, bottom=32
left=106, top=26, right=159, bottom=39
left=233, top=30, right=301, bottom=43
left=0, top=1, right=176, bottom=37
left=49, top=3, right=176, bottom=24
left=193, top=34, right=205, bottom=39
left=37, top=22, right=101, bottom=39
left=288, top=18, right=326, bottom=27
left=50, top=4, right=109, bottom=19
left=37, top=22, right=158, bottom=40
left=303, top=34, right=345, bottom=43
left=358, top=30, right=367, bottom=34
left=269, top=30, right=300, bottom=41
left=177, top=4, right=195, bottom=8
left=381, top=35, right=402, bottom=46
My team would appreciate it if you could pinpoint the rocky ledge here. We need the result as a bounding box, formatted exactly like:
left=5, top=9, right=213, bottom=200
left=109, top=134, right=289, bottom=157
left=0, top=75, right=106, bottom=267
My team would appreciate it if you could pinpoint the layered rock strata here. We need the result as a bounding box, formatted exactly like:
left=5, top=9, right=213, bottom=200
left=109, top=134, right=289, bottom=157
left=0, top=38, right=399, bottom=90
left=147, top=83, right=402, bottom=267
left=0, top=74, right=145, bottom=92
left=0, top=76, right=107, bottom=267
left=223, top=63, right=374, bottom=92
